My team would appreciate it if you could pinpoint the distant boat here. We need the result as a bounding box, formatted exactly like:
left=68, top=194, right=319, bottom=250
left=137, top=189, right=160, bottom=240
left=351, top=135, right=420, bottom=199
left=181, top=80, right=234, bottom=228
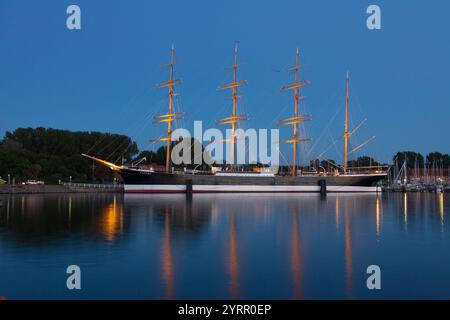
left=84, top=46, right=387, bottom=193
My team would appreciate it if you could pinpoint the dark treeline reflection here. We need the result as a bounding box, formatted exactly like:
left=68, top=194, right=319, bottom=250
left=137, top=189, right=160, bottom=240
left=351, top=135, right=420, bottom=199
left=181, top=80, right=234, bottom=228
left=0, top=193, right=213, bottom=247
left=0, top=194, right=128, bottom=245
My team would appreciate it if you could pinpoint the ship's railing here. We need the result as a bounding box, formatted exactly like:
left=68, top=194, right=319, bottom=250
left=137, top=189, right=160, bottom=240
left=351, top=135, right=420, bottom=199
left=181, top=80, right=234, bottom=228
left=62, top=182, right=122, bottom=189
left=215, top=172, right=275, bottom=177
left=346, top=165, right=389, bottom=174
left=278, top=165, right=389, bottom=177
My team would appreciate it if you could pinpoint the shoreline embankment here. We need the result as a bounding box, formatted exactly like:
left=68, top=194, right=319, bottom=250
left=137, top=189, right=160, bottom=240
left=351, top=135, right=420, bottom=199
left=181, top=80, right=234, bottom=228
left=0, top=183, right=123, bottom=194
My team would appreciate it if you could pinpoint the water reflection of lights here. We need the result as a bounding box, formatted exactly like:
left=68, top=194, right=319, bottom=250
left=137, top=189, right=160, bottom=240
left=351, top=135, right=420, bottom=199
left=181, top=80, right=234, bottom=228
left=100, top=195, right=123, bottom=242
left=68, top=196, right=72, bottom=229
left=376, top=196, right=380, bottom=236
left=344, top=200, right=353, bottom=299
left=403, top=193, right=408, bottom=228
left=211, top=201, right=218, bottom=226
left=161, top=208, right=174, bottom=299
left=6, top=198, right=10, bottom=225
left=291, top=206, right=303, bottom=299
left=335, top=196, right=340, bottom=231
left=228, top=209, right=239, bottom=299
left=439, top=192, right=444, bottom=228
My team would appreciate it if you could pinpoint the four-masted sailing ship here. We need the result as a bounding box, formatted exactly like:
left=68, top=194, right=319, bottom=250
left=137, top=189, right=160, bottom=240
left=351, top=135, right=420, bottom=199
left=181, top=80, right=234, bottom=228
left=83, top=45, right=387, bottom=193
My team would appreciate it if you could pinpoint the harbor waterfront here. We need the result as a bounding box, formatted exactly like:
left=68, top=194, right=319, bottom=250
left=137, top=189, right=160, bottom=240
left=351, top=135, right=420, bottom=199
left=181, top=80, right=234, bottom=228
left=0, top=183, right=122, bottom=194
left=1, top=183, right=448, bottom=195
left=81, top=46, right=389, bottom=193
left=1, top=0, right=450, bottom=307
left=0, top=192, right=449, bottom=299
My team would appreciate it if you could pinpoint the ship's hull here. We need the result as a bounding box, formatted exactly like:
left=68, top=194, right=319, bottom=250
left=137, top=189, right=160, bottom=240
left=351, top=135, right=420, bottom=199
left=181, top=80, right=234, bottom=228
left=117, top=168, right=386, bottom=193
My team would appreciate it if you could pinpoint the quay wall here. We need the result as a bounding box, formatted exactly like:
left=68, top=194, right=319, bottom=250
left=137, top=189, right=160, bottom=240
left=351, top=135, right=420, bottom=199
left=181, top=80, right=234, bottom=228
left=0, top=183, right=123, bottom=194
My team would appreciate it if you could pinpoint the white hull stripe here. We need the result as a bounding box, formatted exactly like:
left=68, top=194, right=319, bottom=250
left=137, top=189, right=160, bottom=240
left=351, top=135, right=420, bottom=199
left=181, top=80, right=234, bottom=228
left=326, top=186, right=379, bottom=192
left=124, top=184, right=380, bottom=193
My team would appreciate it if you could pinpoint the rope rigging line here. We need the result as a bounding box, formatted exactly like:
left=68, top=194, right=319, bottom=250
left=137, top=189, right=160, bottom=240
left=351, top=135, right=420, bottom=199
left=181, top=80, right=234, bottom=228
left=101, top=106, right=159, bottom=162
left=85, top=80, right=156, bottom=155
left=306, top=87, right=341, bottom=158
left=99, top=109, right=153, bottom=161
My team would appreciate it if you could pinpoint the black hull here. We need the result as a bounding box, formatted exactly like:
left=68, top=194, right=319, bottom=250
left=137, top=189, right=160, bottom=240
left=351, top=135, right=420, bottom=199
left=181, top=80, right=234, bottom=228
left=117, top=168, right=386, bottom=193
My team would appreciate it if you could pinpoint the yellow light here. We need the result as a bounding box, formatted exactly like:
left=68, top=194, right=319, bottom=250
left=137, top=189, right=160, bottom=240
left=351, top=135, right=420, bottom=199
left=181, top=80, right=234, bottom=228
left=403, top=193, right=408, bottom=227
left=100, top=195, right=122, bottom=241
left=376, top=196, right=380, bottom=236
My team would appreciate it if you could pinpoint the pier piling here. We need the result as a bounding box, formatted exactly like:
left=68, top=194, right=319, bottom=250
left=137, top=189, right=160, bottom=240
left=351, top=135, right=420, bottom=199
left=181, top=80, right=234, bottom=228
left=186, top=180, right=193, bottom=198
left=319, top=180, right=327, bottom=195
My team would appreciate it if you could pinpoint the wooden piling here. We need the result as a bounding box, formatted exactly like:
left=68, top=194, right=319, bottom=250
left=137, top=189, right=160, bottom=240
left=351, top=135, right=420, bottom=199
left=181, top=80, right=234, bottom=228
left=319, top=179, right=327, bottom=195
left=186, top=179, right=193, bottom=198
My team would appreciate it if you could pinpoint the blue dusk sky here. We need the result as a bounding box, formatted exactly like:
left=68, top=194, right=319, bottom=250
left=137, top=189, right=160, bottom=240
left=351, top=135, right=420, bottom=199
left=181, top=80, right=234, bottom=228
left=0, top=0, right=449, bottom=164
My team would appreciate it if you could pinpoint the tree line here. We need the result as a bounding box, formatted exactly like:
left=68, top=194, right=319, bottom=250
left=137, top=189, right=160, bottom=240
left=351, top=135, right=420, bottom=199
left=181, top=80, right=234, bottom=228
left=0, top=127, right=448, bottom=183
left=305, top=151, right=450, bottom=173
left=392, top=151, right=450, bottom=169
left=0, top=128, right=211, bottom=184
left=0, top=127, right=138, bottom=184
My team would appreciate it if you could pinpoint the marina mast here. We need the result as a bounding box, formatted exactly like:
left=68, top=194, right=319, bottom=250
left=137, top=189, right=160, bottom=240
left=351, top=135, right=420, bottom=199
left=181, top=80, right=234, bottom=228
left=344, top=72, right=350, bottom=174
left=152, top=45, right=182, bottom=173
left=279, top=49, right=310, bottom=177
left=217, top=44, right=248, bottom=170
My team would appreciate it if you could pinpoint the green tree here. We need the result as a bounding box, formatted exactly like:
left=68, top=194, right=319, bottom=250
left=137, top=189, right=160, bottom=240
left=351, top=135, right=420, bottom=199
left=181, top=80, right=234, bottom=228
left=348, top=156, right=380, bottom=168
left=393, top=151, right=424, bottom=169
left=320, top=159, right=337, bottom=171
left=426, top=152, right=450, bottom=167
left=0, top=127, right=139, bottom=184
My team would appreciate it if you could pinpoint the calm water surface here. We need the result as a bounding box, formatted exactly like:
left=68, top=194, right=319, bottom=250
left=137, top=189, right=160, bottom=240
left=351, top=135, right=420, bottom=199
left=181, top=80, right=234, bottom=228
left=0, top=192, right=449, bottom=299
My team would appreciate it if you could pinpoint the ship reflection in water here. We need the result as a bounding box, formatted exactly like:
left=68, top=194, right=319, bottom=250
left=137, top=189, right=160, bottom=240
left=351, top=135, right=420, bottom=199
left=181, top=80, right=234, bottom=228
left=0, top=192, right=449, bottom=299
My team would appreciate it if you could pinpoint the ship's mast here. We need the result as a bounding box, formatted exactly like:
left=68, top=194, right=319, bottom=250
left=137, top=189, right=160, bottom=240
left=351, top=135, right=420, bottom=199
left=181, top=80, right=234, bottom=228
left=217, top=44, right=248, bottom=170
left=344, top=72, right=349, bottom=174
left=279, top=49, right=310, bottom=177
left=152, top=45, right=182, bottom=173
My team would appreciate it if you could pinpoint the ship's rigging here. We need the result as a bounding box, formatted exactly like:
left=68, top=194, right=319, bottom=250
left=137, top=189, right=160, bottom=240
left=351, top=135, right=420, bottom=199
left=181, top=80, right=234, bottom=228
left=151, top=45, right=183, bottom=173
left=342, top=72, right=377, bottom=174
left=217, top=44, right=248, bottom=171
left=81, top=45, right=387, bottom=193
left=279, top=49, right=311, bottom=176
